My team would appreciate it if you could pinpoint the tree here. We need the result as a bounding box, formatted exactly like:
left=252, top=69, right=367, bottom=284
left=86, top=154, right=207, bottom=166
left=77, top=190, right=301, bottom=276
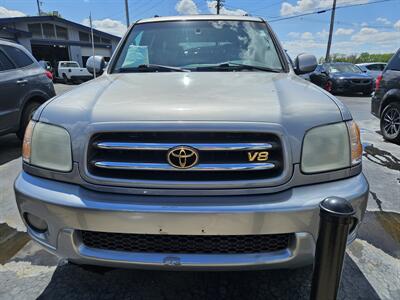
left=319, top=52, right=395, bottom=64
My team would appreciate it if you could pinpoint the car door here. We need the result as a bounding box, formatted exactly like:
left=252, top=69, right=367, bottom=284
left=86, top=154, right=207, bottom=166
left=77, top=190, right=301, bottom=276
left=1, top=44, right=39, bottom=116
left=0, top=47, right=25, bottom=134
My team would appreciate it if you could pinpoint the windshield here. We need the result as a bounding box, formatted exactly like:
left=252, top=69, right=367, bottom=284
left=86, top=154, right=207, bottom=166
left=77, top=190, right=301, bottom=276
left=328, top=64, right=362, bottom=74
left=112, top=20, right=284, bottom=72
left=60, top=62, right=79, bottom=68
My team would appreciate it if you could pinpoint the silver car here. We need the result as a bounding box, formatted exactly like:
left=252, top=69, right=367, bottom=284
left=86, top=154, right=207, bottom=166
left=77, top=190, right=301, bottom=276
left=357, top=62, right=387, bottom=82
left=14, top=15, right=368, bottom=270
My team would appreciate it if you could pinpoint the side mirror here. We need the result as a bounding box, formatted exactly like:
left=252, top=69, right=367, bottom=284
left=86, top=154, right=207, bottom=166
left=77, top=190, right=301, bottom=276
left=294, top=53, right=318, bottom=75
left=86, top=56, right=106, bottom=76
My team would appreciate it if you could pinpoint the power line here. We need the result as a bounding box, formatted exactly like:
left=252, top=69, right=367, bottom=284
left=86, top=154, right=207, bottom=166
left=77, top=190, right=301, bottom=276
left=133, top=0, right=166, bottom=17
left=295, top=17, right=394, bottom=29
left=241, top=0, right=364, bottom=18
left=274, top=0, right=394, bottom=19
left=268, top=0, right=398, bottom=23
left=253, top=1, right=285, bottom=11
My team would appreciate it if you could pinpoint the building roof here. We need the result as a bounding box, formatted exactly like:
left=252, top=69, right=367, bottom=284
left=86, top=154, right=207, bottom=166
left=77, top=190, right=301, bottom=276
left=0, top=15, right=120, bottom=40
left=137, top=14, right=263, bottom=24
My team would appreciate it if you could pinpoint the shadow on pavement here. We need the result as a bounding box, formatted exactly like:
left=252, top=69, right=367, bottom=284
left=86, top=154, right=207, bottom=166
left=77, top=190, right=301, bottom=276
left=358, top=211, right=400, bottom=258
left=38, top=255, right=378, bottom=300
left=0, top=134, right=21, bottom=165
left=0, top=223, right=29, bottom=264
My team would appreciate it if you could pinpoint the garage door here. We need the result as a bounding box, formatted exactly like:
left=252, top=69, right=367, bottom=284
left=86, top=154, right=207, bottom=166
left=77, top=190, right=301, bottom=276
left=31, top=44, right=70, bottom=66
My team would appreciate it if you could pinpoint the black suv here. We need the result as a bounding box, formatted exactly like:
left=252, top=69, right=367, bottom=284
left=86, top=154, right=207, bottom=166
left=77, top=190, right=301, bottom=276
left=0, top=40, right=55, bottom=139
left=371, top=49, right=400, bottom=143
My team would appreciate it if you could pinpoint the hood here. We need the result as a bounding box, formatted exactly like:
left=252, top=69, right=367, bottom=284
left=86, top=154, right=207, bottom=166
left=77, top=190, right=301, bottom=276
left=41, top=72, right=344, bottom=124
left=39, top=72, right=347, bottom=162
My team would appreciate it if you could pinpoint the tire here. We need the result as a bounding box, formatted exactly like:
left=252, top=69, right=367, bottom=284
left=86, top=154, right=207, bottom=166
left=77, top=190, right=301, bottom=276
left=62, top=74, right=69, bottom=84
left=324, top=80, right=333, bottom=93
left=16, top=101, right=41, bottom=140
left=380, top=102, right=400, bottom=144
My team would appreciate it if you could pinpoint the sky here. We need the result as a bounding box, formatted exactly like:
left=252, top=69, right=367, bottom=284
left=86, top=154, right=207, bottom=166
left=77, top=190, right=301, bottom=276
left=0, top=0, right=399, bottom=58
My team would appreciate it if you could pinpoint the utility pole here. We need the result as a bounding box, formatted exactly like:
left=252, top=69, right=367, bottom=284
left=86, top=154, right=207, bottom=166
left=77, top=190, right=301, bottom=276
left=124, top=0, right=130, bottom=28
left=216, top=0, right=224, bottom=15
left=89, top=12, right=96, bottom=79
left=325, top=0, right=337, bottom=62
left=36, top=0, right=42, bottom=16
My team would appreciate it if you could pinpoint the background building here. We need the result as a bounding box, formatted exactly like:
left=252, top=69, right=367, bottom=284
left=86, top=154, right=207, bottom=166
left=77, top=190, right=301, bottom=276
left=0, top=15, right=120, bottom=67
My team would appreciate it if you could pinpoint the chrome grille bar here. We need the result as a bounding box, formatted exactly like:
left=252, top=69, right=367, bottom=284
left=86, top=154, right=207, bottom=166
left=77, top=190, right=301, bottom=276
left=93, top=161, right=276, bottom=171
left=94, top=142, right=273, bottom=151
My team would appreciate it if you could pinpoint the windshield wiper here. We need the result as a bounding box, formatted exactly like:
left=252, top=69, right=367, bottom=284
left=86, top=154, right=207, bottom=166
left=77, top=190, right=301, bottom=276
left=118, top=64, right=190, bottom=73
left=197, top=62, right=282, bottom=73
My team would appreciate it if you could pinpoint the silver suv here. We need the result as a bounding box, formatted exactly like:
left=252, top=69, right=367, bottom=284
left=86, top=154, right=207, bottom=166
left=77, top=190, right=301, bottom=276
left=14, top=15, right=368, bottom=270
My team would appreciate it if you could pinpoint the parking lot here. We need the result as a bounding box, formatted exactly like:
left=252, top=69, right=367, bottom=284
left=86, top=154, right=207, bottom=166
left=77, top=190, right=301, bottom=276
left=0, top=84, right=399, bottom=300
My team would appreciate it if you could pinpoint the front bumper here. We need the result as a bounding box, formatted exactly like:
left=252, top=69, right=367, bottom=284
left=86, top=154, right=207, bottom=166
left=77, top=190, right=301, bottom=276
left=14, top=172, right=368, bottom=270
left=334, top=81, right=373, bottom=94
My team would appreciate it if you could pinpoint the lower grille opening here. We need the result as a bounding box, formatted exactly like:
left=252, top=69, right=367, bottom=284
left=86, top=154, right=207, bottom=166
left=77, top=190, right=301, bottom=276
left=80, top=231, right=293, bottom=254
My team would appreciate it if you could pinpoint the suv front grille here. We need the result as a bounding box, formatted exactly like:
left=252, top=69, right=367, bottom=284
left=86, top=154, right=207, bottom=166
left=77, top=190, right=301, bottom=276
left=81, top=231, right=293, bottom=254
left=87, top=132, right=284, bottom=181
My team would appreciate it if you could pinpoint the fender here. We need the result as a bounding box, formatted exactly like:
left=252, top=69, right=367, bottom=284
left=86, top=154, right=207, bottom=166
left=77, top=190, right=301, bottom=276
left=380, top=88, right=400, bottom=116
left=17, top=89, right=53, bottom=125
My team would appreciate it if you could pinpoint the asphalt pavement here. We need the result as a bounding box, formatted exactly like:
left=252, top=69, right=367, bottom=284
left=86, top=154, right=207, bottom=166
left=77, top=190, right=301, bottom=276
left=0, top=84, right=399, bottom=300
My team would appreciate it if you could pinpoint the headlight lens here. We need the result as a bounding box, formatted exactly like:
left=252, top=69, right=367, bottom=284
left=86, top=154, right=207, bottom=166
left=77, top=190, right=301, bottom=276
left=347, top=120, right=362, bottom=165
left=301, top=122, right=351, bottom=173
left=22, top=121, right=72, bottom=172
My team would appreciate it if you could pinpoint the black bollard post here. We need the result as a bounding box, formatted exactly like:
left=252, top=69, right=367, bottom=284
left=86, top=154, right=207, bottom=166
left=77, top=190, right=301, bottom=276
left=310, top=197, right=355, bottom=300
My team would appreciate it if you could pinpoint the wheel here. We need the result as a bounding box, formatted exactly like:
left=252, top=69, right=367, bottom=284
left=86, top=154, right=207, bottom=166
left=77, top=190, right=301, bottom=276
left=380, top=102, right=400, bottom=143
left=62, top=74, right=69, bottom=84
left=324, top=80, right=333, bottom=93
left=16, top=101, right=41, bottom=139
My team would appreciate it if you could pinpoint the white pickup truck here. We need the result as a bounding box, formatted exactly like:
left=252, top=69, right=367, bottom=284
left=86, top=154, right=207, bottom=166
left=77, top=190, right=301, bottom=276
left=55, top=61, right=93, bottom=83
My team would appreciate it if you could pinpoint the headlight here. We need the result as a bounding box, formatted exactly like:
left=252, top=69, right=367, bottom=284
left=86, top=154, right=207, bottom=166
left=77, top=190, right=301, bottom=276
left=301, top=121, right=361, bottom=174
left=22, top=121, right=72, bottom=172
left=347, top=120, right=363, bottom=165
